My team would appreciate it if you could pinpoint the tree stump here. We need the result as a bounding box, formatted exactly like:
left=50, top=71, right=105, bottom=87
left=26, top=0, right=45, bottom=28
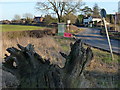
left=2, top=39, right=93, bottom=88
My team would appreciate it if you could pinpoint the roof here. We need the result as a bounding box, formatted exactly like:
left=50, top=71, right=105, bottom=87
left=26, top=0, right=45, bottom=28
left=84, top=17, right=89, bottom=19
left=84, top=16, right=101, bottom=19
left=34, top=17, right=43, bottom=19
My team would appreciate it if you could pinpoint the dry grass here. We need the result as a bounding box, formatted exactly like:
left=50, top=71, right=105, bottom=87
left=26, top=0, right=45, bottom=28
left=2, top=33, right=119, bottom=73
left=1, top=31, right=119, bottom=88
left=86, top=59, right=118, bottom=73
left=2, top=32, right=67, bottom=88
left=2, top=34, right=65, bottom=67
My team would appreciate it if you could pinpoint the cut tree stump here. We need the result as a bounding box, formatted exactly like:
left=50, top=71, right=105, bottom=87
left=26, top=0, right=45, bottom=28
left=2, top=39, right=93, bottom=88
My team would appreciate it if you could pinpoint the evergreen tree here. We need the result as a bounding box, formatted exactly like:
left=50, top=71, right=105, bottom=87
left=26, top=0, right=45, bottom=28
left=81, top=6, right=93, bottom=16
left=93, top=3, right=100, bottom=17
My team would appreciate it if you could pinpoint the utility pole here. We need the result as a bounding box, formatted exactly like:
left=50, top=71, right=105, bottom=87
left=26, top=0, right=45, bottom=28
left=115, top=12, right=117, bottom=31
left=100, top=9, right=114, bottom=60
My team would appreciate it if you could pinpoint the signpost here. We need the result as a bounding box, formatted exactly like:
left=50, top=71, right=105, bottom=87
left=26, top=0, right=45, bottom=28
left=100, top=9, right=114, bottom=60
left=67, top=20, right=71, bottom=31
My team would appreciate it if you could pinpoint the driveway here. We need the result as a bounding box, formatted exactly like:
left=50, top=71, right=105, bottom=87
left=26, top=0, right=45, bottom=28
left=75, top=28, right=120, bottom=55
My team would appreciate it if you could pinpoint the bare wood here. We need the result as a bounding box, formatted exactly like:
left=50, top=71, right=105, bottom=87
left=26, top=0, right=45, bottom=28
left=3, top=39, right=93, bottom=88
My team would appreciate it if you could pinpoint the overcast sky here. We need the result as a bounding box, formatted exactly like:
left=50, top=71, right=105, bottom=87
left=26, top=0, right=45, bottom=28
left=0, top=0, right=119, bottom=20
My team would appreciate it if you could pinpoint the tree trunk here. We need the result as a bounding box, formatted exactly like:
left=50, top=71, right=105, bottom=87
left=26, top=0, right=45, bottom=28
left=57, top=14, right=61, bottom=23
left=2, top=39, right=93, bottom=88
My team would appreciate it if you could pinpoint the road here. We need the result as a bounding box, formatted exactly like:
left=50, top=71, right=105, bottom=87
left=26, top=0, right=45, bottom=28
left=75, top=28, right=120, bottom=55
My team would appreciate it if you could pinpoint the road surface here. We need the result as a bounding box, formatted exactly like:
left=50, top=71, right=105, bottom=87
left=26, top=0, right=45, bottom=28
left=75, top=28, right=120, bottom=55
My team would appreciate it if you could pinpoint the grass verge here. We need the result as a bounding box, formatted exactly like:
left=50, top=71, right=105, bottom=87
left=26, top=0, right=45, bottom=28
left=1, top=24, right=46, bottom=32
left=54, top=36, right=120, bottom=64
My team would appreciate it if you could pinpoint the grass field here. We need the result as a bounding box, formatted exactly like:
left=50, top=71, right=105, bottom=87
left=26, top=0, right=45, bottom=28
left=0, top=24, right=46, bottom=32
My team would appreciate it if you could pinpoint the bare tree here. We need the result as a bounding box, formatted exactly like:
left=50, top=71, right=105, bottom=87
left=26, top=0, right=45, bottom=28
left=13, top=14, right=21, bottom=20
left=23, top=13, right=33, bottom=19
left=23, top=13, right=33, bottom=24
left=36, top=0, right=84, bottom=23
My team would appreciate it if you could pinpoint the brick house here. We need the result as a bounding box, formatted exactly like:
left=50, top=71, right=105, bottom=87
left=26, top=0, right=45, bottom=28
left=34, top=16, right=44, bottom=23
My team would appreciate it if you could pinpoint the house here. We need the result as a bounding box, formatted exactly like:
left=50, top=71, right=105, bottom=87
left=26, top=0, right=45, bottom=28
left=0, top=21, right=2, bottom=24
left=83, top=16, right=110, bottom=27
left=1, top=20, right=11, bottom=24
left=83, top=16, right=92, bottom=25
left=34, top=16, right=44, bottom=23
left=20, top=18, right=26, bottom=24
left=83, top=16, right=102, bottom=27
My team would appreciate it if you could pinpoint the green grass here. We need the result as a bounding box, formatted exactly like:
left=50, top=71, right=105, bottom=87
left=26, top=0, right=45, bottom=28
left=54, top=36, right=75, bottom=52
left=91, top=47, right=120, bottom=63
left=1, top=24, right=46, bottom=32
left=54, top=36, right=120, bottom=63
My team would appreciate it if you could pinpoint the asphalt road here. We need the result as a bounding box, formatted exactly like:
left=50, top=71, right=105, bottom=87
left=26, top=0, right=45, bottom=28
left=75, top=28, right=120, bottom=55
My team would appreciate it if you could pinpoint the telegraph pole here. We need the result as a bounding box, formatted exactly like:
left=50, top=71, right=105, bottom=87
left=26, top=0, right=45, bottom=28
left=115, top=12, right=117, bottom=31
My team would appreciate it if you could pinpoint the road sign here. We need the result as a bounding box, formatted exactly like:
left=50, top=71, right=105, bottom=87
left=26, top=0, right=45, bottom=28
left=67, top=20, right=71, bottom=25
left=100, top=9, right=114, bottom=60
left=100, top=9, right=107, bottom=18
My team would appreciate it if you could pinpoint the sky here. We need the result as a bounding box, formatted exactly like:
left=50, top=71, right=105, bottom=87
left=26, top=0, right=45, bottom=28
left=0, top=0, right=119, bottom=20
